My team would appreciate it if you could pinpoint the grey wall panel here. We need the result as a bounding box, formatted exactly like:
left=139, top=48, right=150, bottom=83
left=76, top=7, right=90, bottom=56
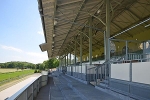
left=130, top=84, right=150, bottom=100
left=110, top=79, right=129, bottom=93
left=109, top=78, right=150, bottom=100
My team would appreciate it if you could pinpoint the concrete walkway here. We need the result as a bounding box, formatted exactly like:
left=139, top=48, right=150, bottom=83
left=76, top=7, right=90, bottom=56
left=0, top=74, right=41, bottom=100
left=59, top=73, right=121, bottom=100
left=36, top=72, right=121, bottom=100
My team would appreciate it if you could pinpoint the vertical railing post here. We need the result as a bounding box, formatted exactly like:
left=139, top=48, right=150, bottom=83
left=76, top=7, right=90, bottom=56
left=96, top=68, right=98, bottom=85
left=100, top=66, right=102, bottom=81
left=86, top=65, right=87, bottom=82
left=108, top=62, right=111, bottom=87
left=129, top=61, right=132, bottom=94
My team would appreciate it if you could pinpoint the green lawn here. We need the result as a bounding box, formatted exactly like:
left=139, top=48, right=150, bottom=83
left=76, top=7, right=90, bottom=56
left=0, top=70, right=34, bottom=82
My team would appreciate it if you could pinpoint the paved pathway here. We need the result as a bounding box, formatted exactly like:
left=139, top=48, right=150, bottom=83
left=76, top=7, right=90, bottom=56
left=35, top=72, right=121, bottom=100
left=61, top=74, right=121, bottom=100
left=0, top=74, right=41, bottom=100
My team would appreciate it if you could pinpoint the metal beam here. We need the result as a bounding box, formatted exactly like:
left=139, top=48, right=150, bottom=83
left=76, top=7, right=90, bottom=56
left=77, top=30, right=89, bottom=38
left=57, top=0, right=82, bottom=7
left=112, top=22, right=133, bottom=37
left=79, top=10, right=106, bottom=26
left=58, top=0, right=87, bottom=55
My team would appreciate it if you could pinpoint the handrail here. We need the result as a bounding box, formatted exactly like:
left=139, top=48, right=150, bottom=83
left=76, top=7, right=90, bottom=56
left=95, top=61, right=109, bottom=70
left=87, top=66, right=97, bottom=70
left=111, top=53, right=150, bottom=63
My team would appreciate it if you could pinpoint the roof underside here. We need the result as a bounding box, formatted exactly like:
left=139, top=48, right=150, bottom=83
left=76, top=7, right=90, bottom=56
left=38, top=0, right=150, bottom=58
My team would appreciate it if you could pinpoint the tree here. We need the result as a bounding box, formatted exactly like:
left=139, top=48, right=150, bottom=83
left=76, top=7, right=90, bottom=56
left=42, top=58, right=59, bottom=70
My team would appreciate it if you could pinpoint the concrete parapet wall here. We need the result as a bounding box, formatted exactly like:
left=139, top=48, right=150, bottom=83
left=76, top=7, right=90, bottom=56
left=7, top=74, right=48, bottom=100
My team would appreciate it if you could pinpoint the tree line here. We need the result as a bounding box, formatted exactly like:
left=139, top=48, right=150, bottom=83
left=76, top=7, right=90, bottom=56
left=36, top=58, right=59, bottom=70
left=0, top=58, right=59, bottom=70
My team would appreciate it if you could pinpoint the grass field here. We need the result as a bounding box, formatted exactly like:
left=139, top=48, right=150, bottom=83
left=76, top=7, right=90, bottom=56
left=0, top=69, right=34, bottom=83
left=0, top=68, right=22, bottom=73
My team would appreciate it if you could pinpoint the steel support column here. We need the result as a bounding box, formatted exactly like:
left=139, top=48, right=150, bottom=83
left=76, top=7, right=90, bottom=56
left=59, top=57, right=61, bottom=71
left=70, top=52, right=71, bottom=65
left=143, top=41, right=146, bottom=54
left=67, top=53, right=68, bottom=67
left=74, top=38, right=77, bottom=66
left=89, top=17, right=92, bottom=65
left=80, top=33, right=83, bottom=66
left=104, top=31, right=106, bottom=60
left=105, top=0, right=110, bottom=61
left=126, top=41, right=128, bottom=60
left=65, top=54, right=66, bottom=67
left=143, top=41, right=146, bottom=60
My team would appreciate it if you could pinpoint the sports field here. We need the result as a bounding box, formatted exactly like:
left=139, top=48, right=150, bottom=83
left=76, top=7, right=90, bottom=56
left=0, top=69, right=34, bottom=85
left=0, top=68, right=22, bottom=73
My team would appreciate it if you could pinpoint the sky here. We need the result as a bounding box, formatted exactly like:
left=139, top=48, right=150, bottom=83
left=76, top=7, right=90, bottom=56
left=0, top=0, right=48, bottom=64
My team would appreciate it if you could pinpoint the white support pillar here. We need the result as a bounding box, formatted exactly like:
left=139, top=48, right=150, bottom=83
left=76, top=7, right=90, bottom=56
left=105, top=0, right=110, bottom=61
left=89, top=17, right=92, bottom=65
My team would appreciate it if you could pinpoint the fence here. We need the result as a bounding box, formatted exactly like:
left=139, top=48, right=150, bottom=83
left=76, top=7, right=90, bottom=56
left=110, top=62, right=150, bottom=100
left=65, top=63, right=108, bottom=86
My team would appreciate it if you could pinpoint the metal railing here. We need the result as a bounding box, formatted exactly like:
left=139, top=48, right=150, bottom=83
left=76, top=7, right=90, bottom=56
left=86, top=60, right=110, bottom=86
left=112, top=53, right=150, bottom=64
left=7, top=74, right=48, bottom=100
left=64, top=53, right=150, bottom=87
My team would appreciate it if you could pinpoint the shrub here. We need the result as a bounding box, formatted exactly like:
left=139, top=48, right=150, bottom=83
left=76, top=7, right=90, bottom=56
left=34, top=70, right=37, bottom=73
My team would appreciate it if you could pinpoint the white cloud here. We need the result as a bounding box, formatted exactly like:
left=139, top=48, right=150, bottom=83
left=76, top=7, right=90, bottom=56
left=0, top=45, right=23, bottom=53
left=0, top=44, right=48, bottom=64
left=26, top=52, right=48, bottom=63
left=26, top=52, right=46, bottom=58
left=37, top=31, right=44, bottom=35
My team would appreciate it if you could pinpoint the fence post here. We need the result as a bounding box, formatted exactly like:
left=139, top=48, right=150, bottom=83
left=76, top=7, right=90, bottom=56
left=86, top=65, right=87, bottom=81
left=129, top=61, right=132, bottom=94
left=108, top=62, right=111, bottom=87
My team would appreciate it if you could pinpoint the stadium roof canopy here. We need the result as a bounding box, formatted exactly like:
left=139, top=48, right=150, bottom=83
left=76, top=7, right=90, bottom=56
left=38, top=0, right=150, bottom=58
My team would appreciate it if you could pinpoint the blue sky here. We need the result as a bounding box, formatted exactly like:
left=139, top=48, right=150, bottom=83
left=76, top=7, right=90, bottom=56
left=0, top=0, right=48, bottom=64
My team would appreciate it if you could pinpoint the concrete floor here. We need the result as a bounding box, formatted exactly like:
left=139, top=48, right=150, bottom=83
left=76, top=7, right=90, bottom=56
left=35, top=72, right=121, bottom=100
